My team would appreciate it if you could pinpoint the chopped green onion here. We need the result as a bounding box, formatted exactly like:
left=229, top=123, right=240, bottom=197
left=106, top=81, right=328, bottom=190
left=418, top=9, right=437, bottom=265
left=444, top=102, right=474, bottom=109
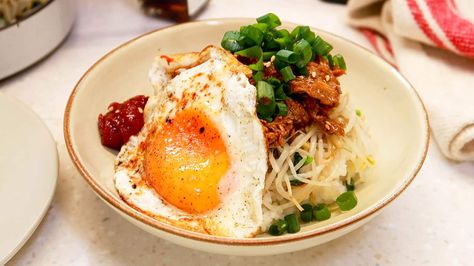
left=300, top=204, right=313, bottom=222
left=275, top=50, right=299, bottom=64
left=313, top=203, right=331, bottom=221
left=263, top=51, right=276, bottom=61
left=290, top=179, right=304, bottom=186
left=252, top=23, right=269, bottom=33
left=256, top=81, right=276, bottom=118
left=355, top=109, right=362, bottom=117
left=274, top=85, right=288, bottom=100
left=219, top=14, right=347, bottom=125
left=221, top=31, right=243, bottom=52
left=284, top=214, right=300, bottom=233
left=344, top=179, right=355, bottom=191
left=266, top=77, right=281, bottom=87
left=290, top=26, right=315, bottom=43
left=302, top=29, right=316, bottom=44
left=273, top=58, right=287, bottom=71
left=257, top=13, right=282, bottom=29
left=275, top=29, right=291, bottom=39
left=280, top=66, right=296, bottom=82
left=268, top=219, right=287, bottom=236
left=297, top=66, right=308, bottom=76
left=275, top=36, right=293, bottom=50
left=336, top=191, right=358, bottom=211
left=332, top=54, right=347, bottom=70
left=253, top=71, right=264, bottom=82
left=295, top=152, right=313, bottom=166
left=294, top=39, right=313, bottom=68
left=281, top=83, right=291, bottom=95
left=302, top=203, right=313, bottom=212
left=326, top=54, right=334, bottom=69
left=249, top=56, right=264, bottom=71
left=276, top=102, right=288, bottom=115
left=263, top=31, right=280, bottom=50
left=293, top=152, right=303, bottom=165
left=235, top=45, right=262, bottom=58
left=263, top=116, right=273, bottom=122
left=240, top=25, right=264, bottom=46
left=312, top=36, right=333, bottom=56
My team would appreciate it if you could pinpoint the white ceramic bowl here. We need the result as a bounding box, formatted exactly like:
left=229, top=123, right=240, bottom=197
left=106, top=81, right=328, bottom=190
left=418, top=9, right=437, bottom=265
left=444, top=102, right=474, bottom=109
left=64, top=19, right=429, bottom=256
left=0, top=0, right=75, bottom=80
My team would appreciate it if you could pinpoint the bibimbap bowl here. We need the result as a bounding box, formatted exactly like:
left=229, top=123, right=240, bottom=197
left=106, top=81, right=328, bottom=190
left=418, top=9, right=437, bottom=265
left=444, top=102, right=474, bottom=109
left=64, top=18, right=429, bottom=256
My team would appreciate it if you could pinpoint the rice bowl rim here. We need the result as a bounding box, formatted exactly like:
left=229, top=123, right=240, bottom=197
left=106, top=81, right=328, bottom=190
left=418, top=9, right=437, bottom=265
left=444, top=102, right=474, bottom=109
left=64, top=18, right=430, bottom=246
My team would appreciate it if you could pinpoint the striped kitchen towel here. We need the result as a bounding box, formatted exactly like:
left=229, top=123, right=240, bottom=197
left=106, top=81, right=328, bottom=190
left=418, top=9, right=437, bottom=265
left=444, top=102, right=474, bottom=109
left=347, top=0, right=474, bottom=162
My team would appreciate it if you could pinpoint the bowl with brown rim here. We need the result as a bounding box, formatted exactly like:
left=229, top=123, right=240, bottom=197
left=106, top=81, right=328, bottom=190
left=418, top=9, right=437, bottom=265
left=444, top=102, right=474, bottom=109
left=64, top=18, right=429, bottom=256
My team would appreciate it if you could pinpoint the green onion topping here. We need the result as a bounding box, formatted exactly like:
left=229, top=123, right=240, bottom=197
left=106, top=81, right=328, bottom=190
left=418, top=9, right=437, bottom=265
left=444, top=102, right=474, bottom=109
left=326, top=54, right=334, bottom=69
left=256, top=81, right=276, bottom=119
left=294, top=153, right=313, bottom=166
left=268, top=219, right=287, bottom=236
left=300, top=204, right=313, bottom=222
left=256, top=13, right=282, bottom=29
left=332, top=54, right=347, bottom=70
left=221, top=31, right=243, bottom=52
left=313, top=203, right=331, bottom=221
left=312, top=36, right=333, bottom=56
left=249, top=56, right=264, bottom=71
left=263, top=51, right=276, bottom=61
left=220, top=13, right=346, bottom=122
left=235, top=45, right=262, bottom=58
left=336, top=191, right=358, bottom=211
left=294, top=39, right=312, bottom=68
left=280, top=66, right=296, bottom=82
left=284, top=213, right=301, bottom=233
left=276, top=49, right=300, bottom=64
left=252, top=71, right=264, bottom=82
left=239, top=25, right=264, bottom=46
left=276, top=102, right=288, bottom=116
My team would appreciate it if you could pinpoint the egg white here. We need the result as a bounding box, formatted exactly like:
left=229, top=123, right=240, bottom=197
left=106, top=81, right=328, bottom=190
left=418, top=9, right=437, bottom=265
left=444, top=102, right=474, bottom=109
left=114, top=46, right=268, bottom=238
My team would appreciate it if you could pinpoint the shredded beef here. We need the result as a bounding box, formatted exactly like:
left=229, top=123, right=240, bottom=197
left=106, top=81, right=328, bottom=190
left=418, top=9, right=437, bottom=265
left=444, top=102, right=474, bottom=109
left=260, top=58, right=346, bottom=147
left=261, top=99, right=310, bottom=148
left=289, top=61, right=341, bottom=106
left=302, top=97, right=345, bottom=136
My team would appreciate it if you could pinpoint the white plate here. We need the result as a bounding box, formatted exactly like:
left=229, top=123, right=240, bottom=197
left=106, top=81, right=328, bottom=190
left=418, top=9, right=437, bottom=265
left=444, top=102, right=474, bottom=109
left=0, top=93, right=58, bottom=264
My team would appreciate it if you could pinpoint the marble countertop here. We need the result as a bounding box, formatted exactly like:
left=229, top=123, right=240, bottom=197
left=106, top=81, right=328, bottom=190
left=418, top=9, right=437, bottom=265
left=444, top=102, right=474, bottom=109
left=2, top=0, right=473, bottom=265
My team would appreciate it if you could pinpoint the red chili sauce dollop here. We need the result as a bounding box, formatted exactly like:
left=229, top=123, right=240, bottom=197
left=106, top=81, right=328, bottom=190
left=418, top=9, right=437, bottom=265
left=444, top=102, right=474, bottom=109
left=98, top=95, right=148, bottom=150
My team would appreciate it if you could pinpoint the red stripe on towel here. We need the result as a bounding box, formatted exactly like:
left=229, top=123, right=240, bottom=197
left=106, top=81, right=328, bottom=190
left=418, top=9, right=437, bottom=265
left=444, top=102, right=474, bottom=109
left=406, top=0, right=446, bottom=49
left=425, top=0, right=474, bottom=57
left=360, top=28, right=397, bottom=68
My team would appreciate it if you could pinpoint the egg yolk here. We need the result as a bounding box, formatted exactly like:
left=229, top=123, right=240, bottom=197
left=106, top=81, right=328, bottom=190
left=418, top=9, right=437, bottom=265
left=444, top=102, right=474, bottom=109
left=144, top=109, right=230, bottom=214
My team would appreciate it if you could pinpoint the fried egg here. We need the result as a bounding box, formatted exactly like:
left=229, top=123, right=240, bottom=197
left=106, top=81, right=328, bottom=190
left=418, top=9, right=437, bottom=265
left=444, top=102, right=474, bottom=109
left=114, top=46, right=268, bottom=237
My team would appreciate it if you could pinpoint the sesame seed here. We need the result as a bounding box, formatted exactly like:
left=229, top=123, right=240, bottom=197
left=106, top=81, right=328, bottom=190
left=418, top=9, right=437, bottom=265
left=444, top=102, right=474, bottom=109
left=311, top=71, right=317, bottom=78
left=263, top=61, right=271, bottom=67
left=138, top=107, right=143, bottom=114
left=270, top=55, right=276, bottom=62
left=325, top=75, right=330, bottom=81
